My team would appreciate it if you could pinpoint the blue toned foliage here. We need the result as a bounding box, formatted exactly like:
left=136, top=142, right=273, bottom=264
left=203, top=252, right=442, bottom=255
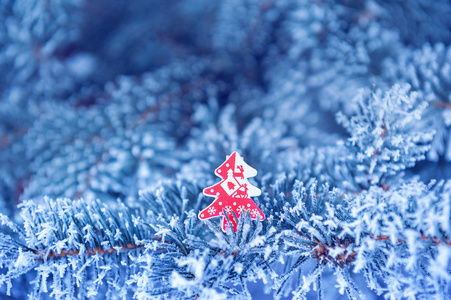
left=345, top=179, right=451, bottom=299
left=336, top=84, right=434, bottom=189
left=0, top=196, right=148, bottom=299
left=0, top=0, right=451, bottom=299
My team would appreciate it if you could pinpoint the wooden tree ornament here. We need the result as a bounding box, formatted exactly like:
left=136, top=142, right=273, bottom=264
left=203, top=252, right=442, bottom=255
left=198, top=152, right=265, bottom=232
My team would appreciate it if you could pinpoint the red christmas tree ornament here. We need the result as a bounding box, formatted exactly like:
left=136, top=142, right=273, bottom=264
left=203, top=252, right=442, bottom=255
left=198, top=152, right=265, bottom=232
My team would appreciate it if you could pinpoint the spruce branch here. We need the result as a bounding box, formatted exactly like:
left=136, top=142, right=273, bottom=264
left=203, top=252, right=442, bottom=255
left=1, top=177, right=451, bottom=299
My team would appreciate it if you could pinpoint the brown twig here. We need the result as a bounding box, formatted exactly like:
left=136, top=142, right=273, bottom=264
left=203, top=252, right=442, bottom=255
left=310, top=231, right=451, bottom=268
left=134, top=77, right=210, bottom=127
left=34, top=243, right=143, bottom=260
left=33, top=234, right=191, bottom=261
left=370, top=233, right=451, bottom=246
left=312, top=238, right=356, bottom=267
left=432, top=101, right=451, bottom=109
left=32, top=229, right=451, bottom=270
